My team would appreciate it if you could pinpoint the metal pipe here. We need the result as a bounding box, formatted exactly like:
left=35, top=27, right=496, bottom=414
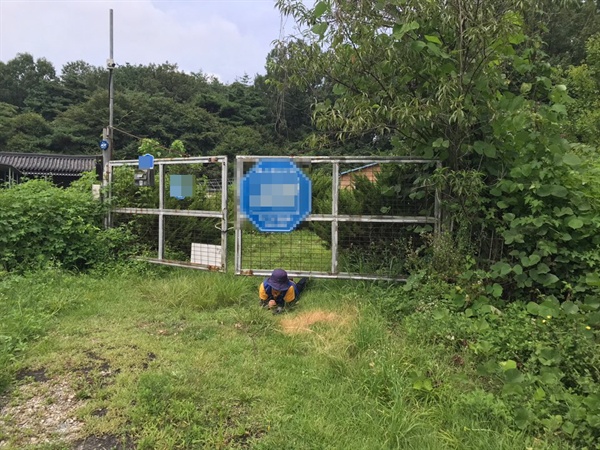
left=220, top=157, right=228, bottom=272
left=109, top=156, right=225, bottom=166
left=435, top=160, right=442, bottom=235
left=158, top=163, right=164, bottom=260
left=234, top=157, right=243, bottom=274
left=234, top=155, right=438, bottom=164
left=331, top=162, right=339, bottom=274
left=239, top=269, right=407, bottom=282
left=108, top=9, right=114, bottom=163
left=111, top=207, right=222, bottom=218
left=306, top=214, right=437, bottom=223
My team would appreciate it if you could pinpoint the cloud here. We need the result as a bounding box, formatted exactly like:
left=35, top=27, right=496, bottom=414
left=0, top=0, right=283, bottom=83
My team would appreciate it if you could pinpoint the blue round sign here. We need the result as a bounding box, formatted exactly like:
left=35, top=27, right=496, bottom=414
left=99, top=140, right=109, bottom=151
left=240, top=159, right=312, bottom=232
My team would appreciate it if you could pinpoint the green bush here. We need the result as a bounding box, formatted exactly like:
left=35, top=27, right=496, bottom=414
left=0, top=179, right=135, bottom=272
left=398, top=275, right=600, bottom=448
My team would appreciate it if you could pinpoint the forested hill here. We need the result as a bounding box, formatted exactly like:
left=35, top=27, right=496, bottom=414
left=0, top=55, right=317, bottom=159
left=2, top=1, right=600, bottom=160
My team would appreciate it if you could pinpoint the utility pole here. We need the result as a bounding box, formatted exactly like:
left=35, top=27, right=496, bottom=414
left=102, top=9, right=115, bottom=229
left=102, top=9, right=115, bottom=188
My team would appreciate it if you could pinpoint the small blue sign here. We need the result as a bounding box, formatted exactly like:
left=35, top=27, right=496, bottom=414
left=99, top=140, right=109, bottom=151
left=240, top=159, right=312, bottom=232
left=138, top=153, right=154, bottom=170
left=170, top=174, right=194, bottom=200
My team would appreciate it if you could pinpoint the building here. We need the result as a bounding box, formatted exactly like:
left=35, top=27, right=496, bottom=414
left=339, top=162, right=381, bottom=189
left=0, top=152, right=101, bottom=187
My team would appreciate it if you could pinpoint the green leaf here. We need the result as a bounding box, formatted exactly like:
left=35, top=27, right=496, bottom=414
left=520, top=83, right=532, bottom=94
left=432, top=309, right=448, bottom=320
left=393, top=21, right=420, bottom=39
left=527, top=302, right=539, bottom=315
left=553, top=207, right=573, bottom=217
left=550, top=104, right=567, bottom=115
left=489, top=283, right=503, bottom=298
left=584, top=296, right=600, bottom=310
left=508, top=32, right=526, bottom=45
left=534, top=387, right=546, bottom=401
left=515, top=407, right=531, bottom=430
left=500, top=360, right=517, bottom=371
left=410, top=40, right=427, bottom=52
left=503, top=229, right=524, bottom=244
left=313, top=1, right=328, bottom=18
left=562, top=301, right=579, bottom=315
left=585, top=273, right=600, bottom=287
left=424, top=35, right=442, bottom=45
left=521, top=254, right=541, bottom=267
left=505, top=368, right=524, bottom=384
left=332, top=84, right=346, bottom=95
left=311, top=22, right=328, bottom=37
left=541, top=415, right=563, bottom=431
left=566, top=217, right=584, bottom=229
left=539, top=347, right=561, bottom=366
left=491, top=261, right=512, bottom=276
left=563, top=153, right=582, bottom=166
left=483, top=144, right=497, bottom=158
left=561, top=421, right=575, bottom=436
left=537, top=185, right=568, bottom=198
left=538, top=273, right=559, bottom=287
left=540, top=367, right=562, bottom=385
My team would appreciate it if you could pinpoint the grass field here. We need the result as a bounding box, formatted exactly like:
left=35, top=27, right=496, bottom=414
left=0, top=267, right=561, bottom=449
left=240, top=229, right=332, bottom=273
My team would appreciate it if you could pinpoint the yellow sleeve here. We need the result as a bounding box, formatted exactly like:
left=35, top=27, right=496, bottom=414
left=259, top=283, right=269, bottom=301
left=283, top=285, right=296, bottom=303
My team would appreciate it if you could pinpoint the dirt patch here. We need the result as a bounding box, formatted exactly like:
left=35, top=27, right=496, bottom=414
left=16, top=368, right=48, bottom=383
left=73, top=434, right=134, bottom=450
left=0, top=351, right=126, bottom=448
left=280, top=310, right=350, bottom=334
left=0, top=375, right=86, bottom=448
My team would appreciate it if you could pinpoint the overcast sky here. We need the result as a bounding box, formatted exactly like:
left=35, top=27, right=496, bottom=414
left=0, top=0, right=298, bottom=83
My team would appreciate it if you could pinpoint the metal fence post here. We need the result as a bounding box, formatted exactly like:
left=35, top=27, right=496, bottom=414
left=331, top=162, right=340, bottom=275
left=234, top=157, right=243, bottom=274
left=220, top=157, right=228, bottom=272
left=158, top=163, right=164, bottom=260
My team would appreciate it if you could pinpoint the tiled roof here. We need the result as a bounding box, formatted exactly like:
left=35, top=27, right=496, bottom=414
left=0, top=152, right=100, bottom=177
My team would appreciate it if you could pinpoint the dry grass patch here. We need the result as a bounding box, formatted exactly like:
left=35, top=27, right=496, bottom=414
left=280, top=309, right=354, bottom=335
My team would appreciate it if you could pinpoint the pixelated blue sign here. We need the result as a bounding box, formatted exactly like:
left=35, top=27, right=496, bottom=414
left=170, top=174, right=194, bottom=200
left=99, top=140, right=109, bottom=151
left=240, top=159, right=312, bottom=232
left=138, top=153, right=154, bottom=170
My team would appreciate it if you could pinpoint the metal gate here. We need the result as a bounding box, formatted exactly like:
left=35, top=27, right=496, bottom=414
left=108, top=156, right=228, bottom=271
left=235, top=156, right=440, bottom=281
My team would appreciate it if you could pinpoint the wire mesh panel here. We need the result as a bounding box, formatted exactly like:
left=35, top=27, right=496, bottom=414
left=235, top=156, right=440, bottom=281
left=108, top=156, right=228, bottom=271
left=240, top=225, right=332, bottom=273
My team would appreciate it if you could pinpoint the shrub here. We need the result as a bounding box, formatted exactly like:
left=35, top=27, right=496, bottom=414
left=400, top=276, right=600, bottom=448
left=0, top=179, right=134, bottom=272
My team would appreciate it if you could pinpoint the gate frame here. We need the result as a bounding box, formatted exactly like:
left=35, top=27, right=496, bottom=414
left=235, top=155, right=441, bottom=281
left=108, top=156, right=229, bottom=272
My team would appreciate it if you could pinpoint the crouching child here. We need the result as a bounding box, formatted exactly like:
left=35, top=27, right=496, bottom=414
left=259, top=268, right=308, bottom=314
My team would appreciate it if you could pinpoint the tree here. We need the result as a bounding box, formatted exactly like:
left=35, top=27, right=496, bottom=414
left=564, top=33, right=600, bottom=146
left=3, top=112, right=52, bottom=152
left=0, top=53, right=56, bottom=108
left=527, top=0, right=600, bottom=66
left=275, top=0, right=600, bottom=299
left=275, top=0, right=555, bottom=171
